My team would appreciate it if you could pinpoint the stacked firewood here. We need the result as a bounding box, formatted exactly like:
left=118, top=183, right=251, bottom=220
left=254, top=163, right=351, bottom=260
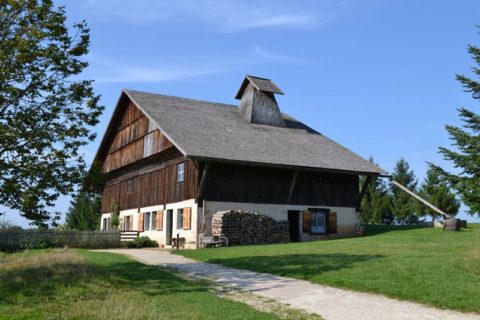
left=212, top=210, right=290, bottom=245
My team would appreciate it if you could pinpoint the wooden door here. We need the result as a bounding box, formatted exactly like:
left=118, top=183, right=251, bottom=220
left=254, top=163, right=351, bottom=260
left=288, top=211, right=300, bottom=242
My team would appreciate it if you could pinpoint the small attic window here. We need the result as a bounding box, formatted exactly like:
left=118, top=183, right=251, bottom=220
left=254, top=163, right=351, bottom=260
left=177, top=163, right=185, bottom=182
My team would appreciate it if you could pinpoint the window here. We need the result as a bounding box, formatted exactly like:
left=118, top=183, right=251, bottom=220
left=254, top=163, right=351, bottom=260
left=127, top=179, right=133, bottom=193
left=177, top=163, right=185, bottom=182
left=102, top=218, right=110, bottom=231
left=151, top=212, right=157, bottom=230
left=311, top=211, right=326, bottom=234
left=124, top=215, right=131, bottom=231
left=144, top=212, right=151, bottom=230
left=177, top=208, right=184, bottom=229
left=143, top=211, right=157, bottom=231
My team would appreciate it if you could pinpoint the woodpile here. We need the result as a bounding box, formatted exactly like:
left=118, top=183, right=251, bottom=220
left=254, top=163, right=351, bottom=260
left=212, top=210, right=289, bottom=245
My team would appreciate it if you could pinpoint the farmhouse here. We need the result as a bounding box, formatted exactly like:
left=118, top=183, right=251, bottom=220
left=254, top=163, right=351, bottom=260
left=96, top=76, right=384, bottom=248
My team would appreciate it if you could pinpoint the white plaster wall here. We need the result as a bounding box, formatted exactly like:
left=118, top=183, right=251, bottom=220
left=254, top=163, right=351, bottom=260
left=137, top=204, right=165, bottom=245
left=204, top=201, right=360, bottom=240
left=205, top=201, right=359, bottom=224
left=101, top=200, right=359, bottom=247
left=119, top=208, right=139, bottom=230
left=102, top=199, right=199, bottom=248
left=140, top=199, right=199, bottom=248
left=166, top=199, right=199, bottom=247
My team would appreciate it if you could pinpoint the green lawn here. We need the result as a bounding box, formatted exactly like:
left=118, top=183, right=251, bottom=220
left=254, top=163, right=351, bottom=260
left=177, top=224, right=480, bottom=313
left=0, top=249, right=279, bottom=320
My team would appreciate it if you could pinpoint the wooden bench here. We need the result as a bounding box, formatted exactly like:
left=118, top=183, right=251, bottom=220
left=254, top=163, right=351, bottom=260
left=199, top=233, right=228, bottom=248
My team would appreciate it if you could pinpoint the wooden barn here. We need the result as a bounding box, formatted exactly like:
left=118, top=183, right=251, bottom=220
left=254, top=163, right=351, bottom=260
left=95, top=75, right=384, bottom=248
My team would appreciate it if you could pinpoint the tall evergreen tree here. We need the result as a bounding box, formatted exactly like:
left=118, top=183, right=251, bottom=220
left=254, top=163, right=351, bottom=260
left=417, top=168, right=460, bottom=221
left=430, top=39, right=480, bottom=216
left=360, top=157, right=393, bottom=224
left=391, top=159, right=418, bottom=224
left=65, top=192, right=100, bottom=230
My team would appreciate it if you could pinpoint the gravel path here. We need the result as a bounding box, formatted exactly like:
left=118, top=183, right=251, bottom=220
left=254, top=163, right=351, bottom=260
left=96, top=249, right=480, bottom=320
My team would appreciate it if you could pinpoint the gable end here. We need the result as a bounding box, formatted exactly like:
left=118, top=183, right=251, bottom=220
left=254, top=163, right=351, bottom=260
left=95, top=93, right=175, bottom=173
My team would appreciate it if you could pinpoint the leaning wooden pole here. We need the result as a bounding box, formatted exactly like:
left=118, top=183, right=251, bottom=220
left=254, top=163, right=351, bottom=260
left=388, top=178, right=451, bottom=219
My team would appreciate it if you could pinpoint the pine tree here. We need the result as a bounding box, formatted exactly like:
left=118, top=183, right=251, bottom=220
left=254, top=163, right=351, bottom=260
left=391, top=159, right=418, bottom=224
left=360, top=157, right=393, bottom=224
left=430, top=40, right=480, bottom=216
left=417, top=168, right=460, bottom=221
left=65, top=192, right=100, bottom=230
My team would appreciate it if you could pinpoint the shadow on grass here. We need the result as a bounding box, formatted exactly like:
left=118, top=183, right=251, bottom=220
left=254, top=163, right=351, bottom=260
left=204, top=253, right=384, bottom=280
left=0, top=252, right=208, bottom=306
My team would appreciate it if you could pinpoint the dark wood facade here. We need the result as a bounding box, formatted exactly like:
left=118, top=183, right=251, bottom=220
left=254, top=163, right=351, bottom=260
left=99, top=95, right=360, bottom=214
left=101, top=158, right=197, bottom=213
left=201, top=163, right=359, bottom=207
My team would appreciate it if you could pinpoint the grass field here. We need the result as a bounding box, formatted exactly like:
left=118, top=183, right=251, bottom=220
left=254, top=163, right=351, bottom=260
left=0, top=249, right=280, bottom=320
left=177, top=224, right=480, bottom=313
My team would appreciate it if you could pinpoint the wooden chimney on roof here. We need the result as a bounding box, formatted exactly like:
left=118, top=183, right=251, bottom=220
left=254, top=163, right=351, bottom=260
left=235, top=75, right=285, bottom=127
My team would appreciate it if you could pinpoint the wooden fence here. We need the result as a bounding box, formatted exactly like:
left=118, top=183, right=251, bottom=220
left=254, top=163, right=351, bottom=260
left=0, top=229, right=121, bottom=252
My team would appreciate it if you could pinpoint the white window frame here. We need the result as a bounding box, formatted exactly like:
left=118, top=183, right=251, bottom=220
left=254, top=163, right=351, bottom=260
left=177, top=163, right=185, bottom=182
left=311, top=211, right=327, bottom=234
left=124, top=215, right=131, bottom=231
left=177, top=208, right=184, bottom=230
left=151, top=212, right=156, bottom=230
left=102, top=217, right=110, bottom=231
left=143, top=211, right=157, bottom=231
left=144, top=212, right=151, bottom=231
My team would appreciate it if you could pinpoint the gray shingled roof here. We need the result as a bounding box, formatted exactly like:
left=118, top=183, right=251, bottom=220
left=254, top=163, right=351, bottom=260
left=123, top=89, right=384, bottom=175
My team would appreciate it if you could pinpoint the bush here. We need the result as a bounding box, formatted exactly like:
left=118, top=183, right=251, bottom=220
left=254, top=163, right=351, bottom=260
left=123, top=236, right=158, bottom=248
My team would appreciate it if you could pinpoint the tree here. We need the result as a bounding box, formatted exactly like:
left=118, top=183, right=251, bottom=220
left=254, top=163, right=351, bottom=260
left=360, top=157, right=393, bottom=224
left=0, top=218, right=22, bottom=231
left=391, top=159, right=418, bottom=224
left=65, top=191, right=101, bottom=230
left=64, top=161, right=106, bottom=230
left=0, top=1, right=103, bottom=226
left=430, top=39, right=480, bottom=216
left=110, top=203, right=120, bottom=230
left=417, top=168, right=460, bottom=221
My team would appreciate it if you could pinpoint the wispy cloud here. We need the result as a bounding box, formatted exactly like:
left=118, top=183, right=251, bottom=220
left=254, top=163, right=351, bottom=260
left=87, top=44, right=311, bottom=83
left=252, top=45, right=308, bottom=63
left=87, top=54, right=232, bottom=83
left=83, top=0, right=325, bottom=32
left=95, top=67, right=227, bottom=83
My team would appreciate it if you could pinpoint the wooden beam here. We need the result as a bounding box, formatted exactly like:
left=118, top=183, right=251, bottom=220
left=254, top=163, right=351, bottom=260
left=287, top=170, right=300, bottom=203
left=390, top=179, right=451, bottom=219
left=357, top=176, right=373, bottom=212
left=197, top=163, right=210, bottom=199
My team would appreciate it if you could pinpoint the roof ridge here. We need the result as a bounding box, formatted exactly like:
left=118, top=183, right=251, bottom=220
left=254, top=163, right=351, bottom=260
left=124, top=89, right=238, bottom=109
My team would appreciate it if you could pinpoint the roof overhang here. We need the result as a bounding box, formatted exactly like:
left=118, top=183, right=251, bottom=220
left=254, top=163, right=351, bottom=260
left=188, top=155, right=385, bottom=176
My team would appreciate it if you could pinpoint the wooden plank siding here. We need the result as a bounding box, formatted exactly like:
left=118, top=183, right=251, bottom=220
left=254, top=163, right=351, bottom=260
left=102, top=101, right=173, bottom=173
left=101, top=160, right=198, bottom=213
left=202, top=163, right=359, bottom=207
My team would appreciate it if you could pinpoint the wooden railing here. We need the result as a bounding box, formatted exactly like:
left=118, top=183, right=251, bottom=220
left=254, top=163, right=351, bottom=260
left=120, top=230, right=140, bottom=242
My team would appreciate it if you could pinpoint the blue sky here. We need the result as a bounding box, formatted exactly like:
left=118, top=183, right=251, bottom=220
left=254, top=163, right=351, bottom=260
left=5, top=0, right=480, bottom=226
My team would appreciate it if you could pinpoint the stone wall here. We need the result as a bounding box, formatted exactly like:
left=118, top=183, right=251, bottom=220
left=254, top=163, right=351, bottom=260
left=212, top=210, right=289, bottom=245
